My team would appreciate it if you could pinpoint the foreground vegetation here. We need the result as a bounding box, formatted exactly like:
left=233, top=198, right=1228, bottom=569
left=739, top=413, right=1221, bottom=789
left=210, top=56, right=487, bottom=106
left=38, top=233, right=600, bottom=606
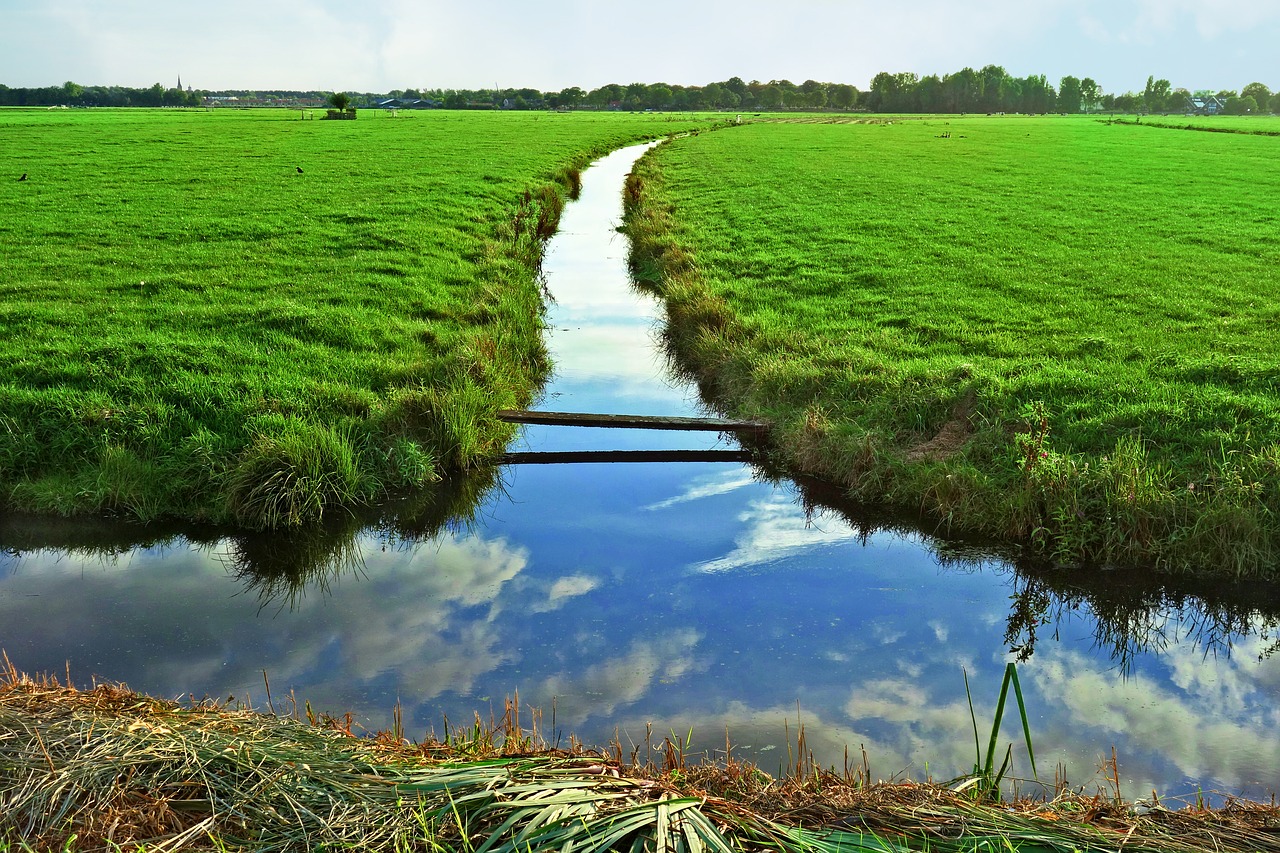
left=5, top=663, right=1280, bottom=852
left=0, top=108, right=721, bottom=527
left=624, top=115, right=1280, bottom=576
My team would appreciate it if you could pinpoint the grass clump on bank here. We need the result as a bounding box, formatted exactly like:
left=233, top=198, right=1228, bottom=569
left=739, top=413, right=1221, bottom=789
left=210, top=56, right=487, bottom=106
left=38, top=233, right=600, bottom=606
left=624, top=115, right=1280, bottom=576
left=5, top=663, right=1280, bottom=853
left=0, top=108, right=721, bottom=528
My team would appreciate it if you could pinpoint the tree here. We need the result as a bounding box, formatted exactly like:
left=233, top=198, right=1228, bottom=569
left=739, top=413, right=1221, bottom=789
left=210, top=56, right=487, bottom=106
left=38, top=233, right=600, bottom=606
left=867, top=71, right=919, bottom=112
left=893, top=72, right=920, bottom=111
left=943, top=67, right=980, bottom=112
left=1142, top=76, right=1171, bottom=113
left=829, top=83, right=857, bottom=110
left=800, top=79, right=827, bottom=109
left=1225, top=95, right=1258, bottom=115
left=1058, top=76, right=1082, bottom=113
left=668, top=87, right=693, bottom=110
left=329, top=91, right=351, bottom=111
left=917, top=75, right=944, bottom=112
left=643, top=84, right=672, bottom=109
left=865, top=72, right=895, bottom=112
left=724, top=77, right=748, bottom=98
left=773, top=79, right=800, bottom=103
left=978, top=64, right=1010, bottom=111
left=703, top=82, right=738, bottom=109
left=1018, top=75, right=1054, bottom=113
left=1080, top=78, right=1100, bottom=112
left=1270, top=92, right=1280, bottom=115
left=1241, top=82, right=1272, bottom=110
left=588, top=83, right=623, bottom=108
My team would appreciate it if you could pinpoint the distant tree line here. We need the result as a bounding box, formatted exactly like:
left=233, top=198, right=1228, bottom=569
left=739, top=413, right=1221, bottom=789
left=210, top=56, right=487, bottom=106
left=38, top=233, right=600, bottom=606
left=0, top=81, right=202, bottom=107
left=4, top=71, right=1278, bottom=115
left=358, top=72, right=1280, bottom=115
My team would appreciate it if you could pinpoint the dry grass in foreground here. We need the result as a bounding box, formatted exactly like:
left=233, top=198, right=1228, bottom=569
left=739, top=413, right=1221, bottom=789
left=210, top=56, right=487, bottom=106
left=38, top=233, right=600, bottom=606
left=2, top=660, right=1279, bottom=852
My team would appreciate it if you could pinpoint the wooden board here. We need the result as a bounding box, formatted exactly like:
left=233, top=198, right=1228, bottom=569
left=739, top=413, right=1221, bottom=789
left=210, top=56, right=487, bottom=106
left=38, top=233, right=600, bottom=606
left=501, top=449, right=754, bottom=465
left=496, top=409, right=767, bottom=433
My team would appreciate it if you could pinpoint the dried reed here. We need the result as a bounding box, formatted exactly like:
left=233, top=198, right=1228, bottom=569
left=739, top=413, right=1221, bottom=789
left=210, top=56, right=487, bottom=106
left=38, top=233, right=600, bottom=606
left=3, top=660, right=1279, bottom=852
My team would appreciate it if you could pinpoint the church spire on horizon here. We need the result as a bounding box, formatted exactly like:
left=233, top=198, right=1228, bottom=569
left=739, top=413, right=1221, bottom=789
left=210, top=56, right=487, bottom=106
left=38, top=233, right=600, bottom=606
left=177, top=73, right=182, bottom=91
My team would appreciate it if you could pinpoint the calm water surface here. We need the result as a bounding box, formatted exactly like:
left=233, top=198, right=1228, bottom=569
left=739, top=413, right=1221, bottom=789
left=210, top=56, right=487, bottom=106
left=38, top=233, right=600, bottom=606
left=3, top=144, right=1280, bottom=802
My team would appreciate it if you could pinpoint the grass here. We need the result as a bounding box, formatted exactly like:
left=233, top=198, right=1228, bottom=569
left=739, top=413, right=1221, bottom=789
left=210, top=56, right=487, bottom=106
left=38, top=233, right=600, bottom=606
left=960, top=663, right=1036, bottom=802
left=623, top=114, right=1280, bottom=576
left=5, top=662, right=1280, bottom=852
left=1115, top=114, right=1280, bottom=135
left=0, top=108, right=724, bottom=528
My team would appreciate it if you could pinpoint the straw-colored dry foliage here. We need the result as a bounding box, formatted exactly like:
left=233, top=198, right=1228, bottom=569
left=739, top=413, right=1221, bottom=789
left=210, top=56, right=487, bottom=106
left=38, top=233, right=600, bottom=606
left=2, top=661, right=1279, bottom=852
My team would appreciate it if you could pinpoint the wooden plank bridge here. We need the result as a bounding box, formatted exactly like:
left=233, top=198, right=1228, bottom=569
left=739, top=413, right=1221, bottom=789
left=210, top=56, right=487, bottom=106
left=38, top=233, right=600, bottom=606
left=495, top=410, right=767, bottom=465
left=496, top=410, right=768, bottom=434
left=501, top=449, right=753, bottom=465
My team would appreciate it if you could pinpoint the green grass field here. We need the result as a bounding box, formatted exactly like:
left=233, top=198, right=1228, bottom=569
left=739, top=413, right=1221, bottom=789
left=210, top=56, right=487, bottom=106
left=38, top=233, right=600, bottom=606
left=0, top=108, right=718, bottom=526
left=625, top=115, right=1280, bottom=575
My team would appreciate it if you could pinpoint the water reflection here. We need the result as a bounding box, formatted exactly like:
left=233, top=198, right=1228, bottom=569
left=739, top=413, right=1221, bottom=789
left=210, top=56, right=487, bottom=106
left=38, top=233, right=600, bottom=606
left=1003, top=564, right=1280, bottom=669
left=4, top=143, right=1280, bottom=802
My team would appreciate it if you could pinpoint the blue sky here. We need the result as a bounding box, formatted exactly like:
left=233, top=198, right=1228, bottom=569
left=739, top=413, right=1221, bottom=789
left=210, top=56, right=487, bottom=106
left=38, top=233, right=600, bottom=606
left=1, top=0, right=1276, bottom=95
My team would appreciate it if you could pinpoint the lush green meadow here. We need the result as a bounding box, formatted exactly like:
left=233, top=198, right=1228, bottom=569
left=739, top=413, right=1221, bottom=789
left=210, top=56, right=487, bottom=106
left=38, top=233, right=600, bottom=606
left=0, top=108, right=717, bottom=526
left=625, top=115, right=1280, bottom=575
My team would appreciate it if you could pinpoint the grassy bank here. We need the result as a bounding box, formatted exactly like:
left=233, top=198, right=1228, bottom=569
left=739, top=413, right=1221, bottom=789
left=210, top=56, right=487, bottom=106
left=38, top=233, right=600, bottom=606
left=1115, top=115, right=1280, bottom=135
left=0, top=108, right=720, bottom=528
left=624, top=115, right=1280, bottom=576
left=5, top=664, right=1280, bottom=852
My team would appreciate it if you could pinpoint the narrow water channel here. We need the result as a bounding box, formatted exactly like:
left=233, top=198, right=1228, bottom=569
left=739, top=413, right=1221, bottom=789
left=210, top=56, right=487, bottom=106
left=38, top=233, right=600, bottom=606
left=3, top=143, right=1279, bottom=802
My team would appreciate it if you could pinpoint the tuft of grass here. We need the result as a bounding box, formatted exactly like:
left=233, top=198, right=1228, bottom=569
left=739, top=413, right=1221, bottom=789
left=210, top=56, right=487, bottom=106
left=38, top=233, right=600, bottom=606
left=226, top=419, right=373, bottom=528
left=957, top=663, right=1037, bottom=802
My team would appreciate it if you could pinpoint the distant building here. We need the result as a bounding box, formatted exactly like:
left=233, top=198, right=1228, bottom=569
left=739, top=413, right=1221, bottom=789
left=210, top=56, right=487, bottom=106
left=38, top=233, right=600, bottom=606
left=376, top=97, right=440, bottom=110
left=1187, top=96, right=1226, bottom=115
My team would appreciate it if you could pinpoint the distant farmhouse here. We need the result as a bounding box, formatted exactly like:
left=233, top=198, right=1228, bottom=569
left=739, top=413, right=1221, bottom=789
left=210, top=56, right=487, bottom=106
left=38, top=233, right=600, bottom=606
left=1187, top=95, right=1227, bottom=115
left=377, top=97, right=440, bottom=109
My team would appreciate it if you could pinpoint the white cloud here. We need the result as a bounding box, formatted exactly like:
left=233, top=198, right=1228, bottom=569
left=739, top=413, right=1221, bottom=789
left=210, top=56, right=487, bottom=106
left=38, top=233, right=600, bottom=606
left=644, top=468, right=759, bottom=511
left=693, top=495, right=868, bottom=573
left=537, top=629, right=707, bottom=718
left=0, top=530, right=529, bottom=716
left=5, top=0, right=1277, bottom=92
left=527, top=573, right=601, bottom=613
left=1025, top=643, right=1280, bottom=792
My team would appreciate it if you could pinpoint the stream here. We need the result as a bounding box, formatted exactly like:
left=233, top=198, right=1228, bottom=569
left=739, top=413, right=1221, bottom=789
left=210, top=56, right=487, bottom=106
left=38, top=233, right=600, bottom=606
left=3, top=143, right=1280, bottom=802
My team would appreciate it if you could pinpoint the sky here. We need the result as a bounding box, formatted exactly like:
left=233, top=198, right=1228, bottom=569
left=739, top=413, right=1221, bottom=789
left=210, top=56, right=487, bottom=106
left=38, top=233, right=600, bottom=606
left=1, top=0, right=1277, bottom=95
